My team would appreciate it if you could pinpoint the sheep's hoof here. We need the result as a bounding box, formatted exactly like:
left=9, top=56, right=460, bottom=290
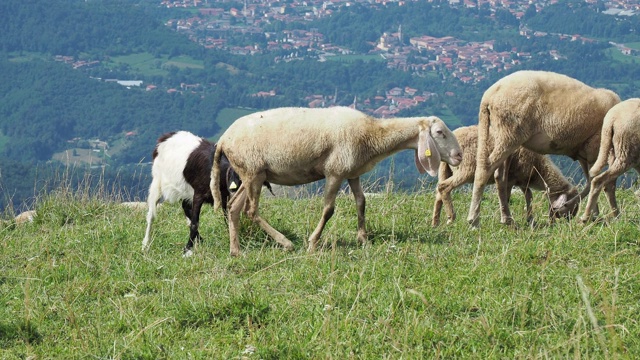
left=467, top=217, right=480, bottom=229
left=283, top=243, right=295, bottom=252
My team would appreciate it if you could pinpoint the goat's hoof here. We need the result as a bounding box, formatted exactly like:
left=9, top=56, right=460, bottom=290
left=182, top=249, right=194, bottom=258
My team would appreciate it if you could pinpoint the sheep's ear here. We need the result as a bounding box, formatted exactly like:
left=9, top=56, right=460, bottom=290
left=416, top=128, right=441, bottom=176
left=551, top=193, right=568, bottom=210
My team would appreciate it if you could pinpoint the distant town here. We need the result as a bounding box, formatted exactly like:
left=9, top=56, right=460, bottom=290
left=55, top=0, right=640, bottom=117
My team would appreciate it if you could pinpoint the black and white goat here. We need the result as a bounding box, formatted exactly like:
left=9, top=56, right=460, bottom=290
left=142, top=131, right=272, bottom=256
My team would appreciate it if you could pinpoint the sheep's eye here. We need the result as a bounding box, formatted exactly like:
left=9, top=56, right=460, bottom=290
left=436, top=129, right=444, bottom=138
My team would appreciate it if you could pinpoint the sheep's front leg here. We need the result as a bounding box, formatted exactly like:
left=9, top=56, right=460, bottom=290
left=308, top=177, right=342, bottom=252
left=433, top=168, right=468, bottom=226
left=348, top=178, right=367, bottom=245
left=495, top=161, right=515, bottom=226
left=578, top=159, right=598, bottom=216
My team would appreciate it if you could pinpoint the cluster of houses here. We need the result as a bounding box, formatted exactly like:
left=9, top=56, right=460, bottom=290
left=161, top=0, right=639, bottom=85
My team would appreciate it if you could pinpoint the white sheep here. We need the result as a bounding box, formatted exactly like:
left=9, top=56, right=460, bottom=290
left=211, top=106, right=463, bottom=256
left=432, top=125, right=579, bottom=227
left=467, top=70, right=620, bottom=227
left=580, top=98, right=640, bottom=222
left=14, top=210, right=36, bottom=224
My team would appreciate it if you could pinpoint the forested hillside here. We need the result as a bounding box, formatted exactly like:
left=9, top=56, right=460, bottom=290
left=1, top=0, right=640, bottom=211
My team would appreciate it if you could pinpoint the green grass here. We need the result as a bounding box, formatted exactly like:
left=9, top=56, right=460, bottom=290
left=604, top=47, right=640, bottom=64
left=1, top=181, right=640, bottom=358
left=107, top=53, right=204, bottom=77
left=210, top=108, right=256, bottom=140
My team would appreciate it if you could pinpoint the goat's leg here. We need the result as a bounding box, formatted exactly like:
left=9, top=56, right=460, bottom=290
left=245, top=176, right=294, bottom=251
left=227, top=185, right=247, bottom=256
left=308, top=177, right=342, bottom=252
left=142, top=179, right=161, bottom=251
left=348, top=177, right=367, bottom=245
left=183, top=196, right=204, bottom=257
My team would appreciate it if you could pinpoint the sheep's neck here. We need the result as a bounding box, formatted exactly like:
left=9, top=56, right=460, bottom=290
left=354, top=117, right=421, bottom=166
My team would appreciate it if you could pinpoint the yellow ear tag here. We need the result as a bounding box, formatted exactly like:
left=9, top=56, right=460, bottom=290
left=229, top=181, right=238, bottom=190
left=424, top=149, right=431, bottom=157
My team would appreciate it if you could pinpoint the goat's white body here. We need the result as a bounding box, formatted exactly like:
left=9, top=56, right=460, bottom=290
left=142, top=131, right=201, bottom=251
left=212, top=106, right=462, bottom=256
left=581, top=98, right=640, bottom=221
left=467, top=70, right=620, bottom=227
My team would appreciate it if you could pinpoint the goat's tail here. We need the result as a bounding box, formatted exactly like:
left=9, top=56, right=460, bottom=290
left=211, top=143, right=223, bottom=212
left=589, top=120, right=613, bottom=178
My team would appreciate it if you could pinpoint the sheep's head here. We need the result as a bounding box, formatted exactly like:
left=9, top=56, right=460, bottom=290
left=415, top=117, right=463, bottom=176
left=549, top=189, right=580, bottom=219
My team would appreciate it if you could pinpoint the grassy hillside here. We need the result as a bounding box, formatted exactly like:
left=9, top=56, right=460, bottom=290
left=1, top=182, right=639, bottom=358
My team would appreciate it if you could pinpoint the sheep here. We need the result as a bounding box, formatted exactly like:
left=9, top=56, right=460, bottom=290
left=580, top=98, right=640, bottom=222
left=142, top=131, right=273, bottom=256
left=119, top=201, right=149, bottom=211
left=210, top=106, right=463, bottom=256
left=467, top=70, right=620, bottom=227
left=14, top=210, right=36, bottom=224
left=432, top=125, right=579, bottom=227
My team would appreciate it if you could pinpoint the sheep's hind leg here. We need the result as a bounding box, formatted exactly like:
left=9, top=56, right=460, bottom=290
left=308, top=177, right=342, bottom=252
left=468, top=145, right=514, bottom=228
left=245, top=176, right=294, bottom=252
left=348, top=178, right=367, bottom=246
left=580, top=161, right=626, bottom=222
left=227, top=185, right=247, bottom=256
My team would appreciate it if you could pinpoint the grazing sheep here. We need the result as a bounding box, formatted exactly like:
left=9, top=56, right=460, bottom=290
left=581, top=98, right=640, bottom=222
left=211, top=106, right=463, bottom=256
left=142, top=131, right=272, bottom=256
left=14, top=210, right=36, bottom=224
left=432, top=125, right=579, bottom=227
left=119, top=202, right=149, bottom=211
left=467, top=71, right=620, bottom=227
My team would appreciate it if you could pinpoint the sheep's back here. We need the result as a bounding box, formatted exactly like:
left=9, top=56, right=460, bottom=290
left=220, top=107, right=372, bottom=184
left=482, top=71, right=620, bottom=155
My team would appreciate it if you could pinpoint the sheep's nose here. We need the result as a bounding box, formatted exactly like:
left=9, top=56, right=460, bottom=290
left=450, top=151, right=463, bottom=165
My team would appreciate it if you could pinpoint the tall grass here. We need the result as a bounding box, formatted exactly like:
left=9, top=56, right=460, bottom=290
left=1, top=176, right=639, bottom=358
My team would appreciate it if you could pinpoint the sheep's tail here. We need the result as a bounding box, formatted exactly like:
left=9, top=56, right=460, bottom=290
left=476, top=101, right=491, bottom=171
left=589, top=121, right=613, bottom=178
left=211, top=143, right=223, bottom=212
